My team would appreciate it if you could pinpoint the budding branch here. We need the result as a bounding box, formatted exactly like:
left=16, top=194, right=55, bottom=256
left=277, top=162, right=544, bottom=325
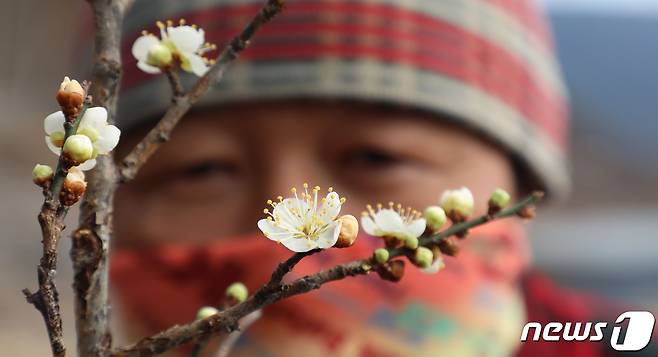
left=110, top=191, right=543, bottom=356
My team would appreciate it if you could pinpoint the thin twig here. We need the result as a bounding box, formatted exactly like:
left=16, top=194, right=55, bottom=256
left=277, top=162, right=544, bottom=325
left=118, top=0, right=286, bottom=182
left=215, top=310, right=262, bottom=357
left=110, top=192, right=542, bottom=356
left=270, top=249, right=319, bottom=286
left=70, top=0, right=125, bottom=356
left=164, top=68, right=185, bottom=97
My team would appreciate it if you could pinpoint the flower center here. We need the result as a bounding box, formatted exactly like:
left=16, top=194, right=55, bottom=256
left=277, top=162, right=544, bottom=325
left=262, top=183, right=345, bottom=240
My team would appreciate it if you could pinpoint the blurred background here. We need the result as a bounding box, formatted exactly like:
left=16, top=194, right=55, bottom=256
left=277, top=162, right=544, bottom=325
left=1, top=0, right=656, bottom=355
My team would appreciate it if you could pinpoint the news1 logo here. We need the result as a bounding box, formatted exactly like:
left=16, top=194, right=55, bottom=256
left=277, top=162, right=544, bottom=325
left=521, top=311, right=656, bottom=351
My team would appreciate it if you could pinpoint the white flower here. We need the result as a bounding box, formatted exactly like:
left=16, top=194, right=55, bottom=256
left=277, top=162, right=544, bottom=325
left=440, top=187, right=475, bottom=221
left=360, top=203, right=426, bottom=240
left=257, top=184, right=346, bottom=252
left=131, top=20, right=216, bottom=77
left=44, top=107, right=120, bottom=170
left=421, top=254, right=446, bottom=274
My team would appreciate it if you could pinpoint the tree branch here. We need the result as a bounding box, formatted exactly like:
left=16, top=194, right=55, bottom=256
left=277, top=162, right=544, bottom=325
left=110, top=192, right=542, bottom=356
left=71, top=0, right=125, bottom=356
left=24, top=101, right=94, bottom=357
left=117, top=0, right=286, bottom=182
left=23, top=202, right=67, bottom=357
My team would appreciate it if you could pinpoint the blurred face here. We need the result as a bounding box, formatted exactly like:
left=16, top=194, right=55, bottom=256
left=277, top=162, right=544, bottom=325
left=114, top=101, right=516, bottom=247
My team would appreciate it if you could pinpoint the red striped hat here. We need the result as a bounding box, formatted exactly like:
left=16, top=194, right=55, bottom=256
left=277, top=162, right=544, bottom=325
left=118, top=0, right=570, bottom=198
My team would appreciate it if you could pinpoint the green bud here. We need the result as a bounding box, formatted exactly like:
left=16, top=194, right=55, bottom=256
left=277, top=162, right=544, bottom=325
left=146, top=43, right=173, bottom=67
left=424, top=206, right=446, bottom=231
left=32, top=164, right=54, bottom=184
left=373, top=248, right=390, bottom=264
left=488, top=188, right=511, bottom=211
left=226, top=282, right=248, bottom=303
left=62, top=134, right=93, bottom=164
left=196, top=306, right=219, bottom=320
left=414, top=247, right=434, bottom=269
left=404, top=236, right=419, bottom=250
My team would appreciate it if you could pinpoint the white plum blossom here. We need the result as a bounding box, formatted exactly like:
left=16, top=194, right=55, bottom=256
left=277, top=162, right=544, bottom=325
left=44, top=107, right=120, bottom=170
left=257, top=184, right=346, bottom=252
left=360, top=203, right=426, bottom=241
left=132, top=19, right=216, bottom=77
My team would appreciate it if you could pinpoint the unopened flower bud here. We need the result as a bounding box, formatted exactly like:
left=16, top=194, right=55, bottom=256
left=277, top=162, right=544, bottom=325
left=334, top=214, right=359, bottom=248
left=376, top=259, right=405, bottom=282
left=517, top=205, right=536, bottom=219
left=226, top=282, right=248, bottom=304
left=488, top=188, right=511, bottom=215
left=60, top=167, right=86, bottom=206
left=413, top=247, right=434, bottom=269
left=437, top=237, right=460, bottom=256
left=424, top=206, right=446, bottom=231
left=404, top=236, right=419, bottom=250
left=146, top=43, right=173, bottom=68
left=196, top=306, right=219, bottom=320
left=56, top=76, right=85, bottom=117
left=62, top=134, right=93, bottom=165
left=373, top=248, right=389, bottom=264
left=440, top=187, right=474, bottom=222
left=32, top=164, right=54, bottom=187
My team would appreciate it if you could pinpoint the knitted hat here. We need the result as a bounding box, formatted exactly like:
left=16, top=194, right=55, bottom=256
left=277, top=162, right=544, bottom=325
left=117, top=0, right=570, bottom=198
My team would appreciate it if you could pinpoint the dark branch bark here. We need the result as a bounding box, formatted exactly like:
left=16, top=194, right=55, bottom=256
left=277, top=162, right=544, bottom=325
left=23, top=202, right=67, bottom=357
left=110, top=192, right=543, bottom=356
left=118, top=0, right=286, bottom=182
left=71, top=0, right=125, bottom=356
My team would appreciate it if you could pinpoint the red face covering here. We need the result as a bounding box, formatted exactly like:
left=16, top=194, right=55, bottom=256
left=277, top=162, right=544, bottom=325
left=111, top=220, right=530, bottom=356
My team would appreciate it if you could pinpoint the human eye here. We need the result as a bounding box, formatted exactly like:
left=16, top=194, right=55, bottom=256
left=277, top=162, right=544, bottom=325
left=338, top=145, right=405, bottom=171
left=153, top=158, right=243, bottom=202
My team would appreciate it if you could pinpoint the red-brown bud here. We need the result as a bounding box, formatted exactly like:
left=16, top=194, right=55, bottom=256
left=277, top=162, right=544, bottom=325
left=60, top=167, right=86, bottom=206
left=56, top=76, right=85, bottom=118
left=376, top=259, right=405, bottom=282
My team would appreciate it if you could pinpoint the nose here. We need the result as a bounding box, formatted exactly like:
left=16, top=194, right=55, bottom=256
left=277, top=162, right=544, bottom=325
left=259, top=149, right=329, bottom=202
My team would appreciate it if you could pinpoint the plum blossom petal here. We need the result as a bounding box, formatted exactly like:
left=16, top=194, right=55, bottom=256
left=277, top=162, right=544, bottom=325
left=77, top=159, right=97, bottom=171
left=137, top=61, right=162, bottom=74
left=182, top=54, right=209, bottom=77
left=374, top=209, right=404, bottom=233
left=79, top=107, right=108, bottom=128
left=360, top=203, right=426, bottom=241
left=258, top=219, right=294, bottom=241
left=44, top=111, right=65, bottom=135
left=316, top=221, right=341, bottom=249
left=360, top=215, right=378, bottom=236
left=167, top=25, right=205, bottom=54
left=94, top=125, right=121, bottom=154
left=318, top=191, right=342, bottom=222
left=131, top=34, right=160, bottom=60
left=45, top=136, right=61, bottom=155
left=405, top=219, right=427, bottom=240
